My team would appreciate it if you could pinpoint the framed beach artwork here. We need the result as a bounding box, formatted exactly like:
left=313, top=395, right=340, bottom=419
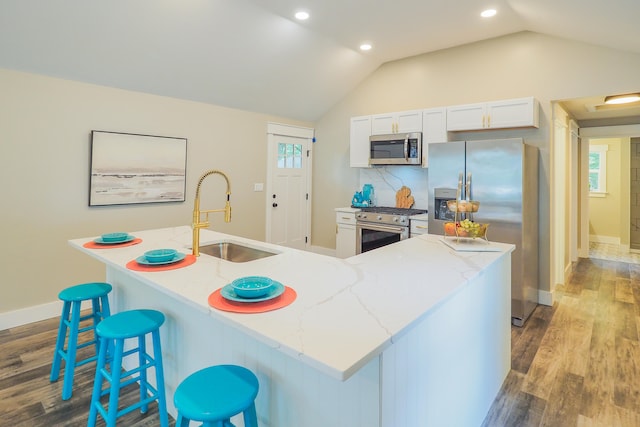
left=89, top=131, right=187, bottom=206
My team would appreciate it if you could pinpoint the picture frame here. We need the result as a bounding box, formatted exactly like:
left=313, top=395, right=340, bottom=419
left=89, top=130, right=187, bottom=206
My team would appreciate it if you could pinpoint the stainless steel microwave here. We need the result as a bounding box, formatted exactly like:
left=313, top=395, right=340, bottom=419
left=369, top=132, right=422, bottom=165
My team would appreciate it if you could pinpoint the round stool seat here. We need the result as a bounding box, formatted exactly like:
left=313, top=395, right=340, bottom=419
left=174, top=365, right=259, bottom=422
left=96, top=309, right=165, bottom=340
left=58, top=282, right=112, bottom=302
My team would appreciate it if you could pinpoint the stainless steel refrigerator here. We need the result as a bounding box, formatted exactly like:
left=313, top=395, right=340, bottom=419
left=428, top=138, right=538, bottom=326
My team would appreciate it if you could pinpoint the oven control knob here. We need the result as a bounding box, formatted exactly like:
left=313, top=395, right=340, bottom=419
left=399, top=218, right=406, bottom=223
left=393, top=217, right=399, bottom=222
left=377, top=215, right=383, bottom=220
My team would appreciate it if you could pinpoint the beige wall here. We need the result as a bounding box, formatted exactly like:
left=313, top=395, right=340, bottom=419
left=313, top=31, right=640, bottom=294
left=6, top=30, right=640, bottom=315
left=0, top=68, right=311, bottom=314
left=588, top=138, right=623, bottom=240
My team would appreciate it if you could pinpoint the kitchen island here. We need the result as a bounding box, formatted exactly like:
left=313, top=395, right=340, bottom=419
left=70, top=226, right=514, bottom=427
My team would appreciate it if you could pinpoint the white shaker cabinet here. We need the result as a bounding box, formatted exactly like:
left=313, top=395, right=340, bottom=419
left=421, top=107, right=448, bottom=167
left=350, top=115, right=372, bottom=167
left=446, top=97, right=539, bottom=131
left=371, top=110, right=422, bottom=135
left=410, top=214, right=429, bottom=237
left=335, top=208, right=358, bottom=258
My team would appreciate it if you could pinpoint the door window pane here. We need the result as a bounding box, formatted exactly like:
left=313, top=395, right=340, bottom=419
left=277, top=142, right=303, bottom=169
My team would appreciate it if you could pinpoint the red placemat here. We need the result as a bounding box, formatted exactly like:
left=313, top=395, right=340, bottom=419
left=208, top=286, right=297, bottom=313
left=126, top=254, right=197, bottom=272
left=83, top=238, right=142, bottom=249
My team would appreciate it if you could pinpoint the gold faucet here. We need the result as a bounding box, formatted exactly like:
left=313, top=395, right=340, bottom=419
left=192, top=170, right=231, bottom=256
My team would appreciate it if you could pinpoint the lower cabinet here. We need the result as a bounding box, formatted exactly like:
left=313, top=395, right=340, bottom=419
left=410, top=216, right=429, bottom=237
left=336, top=209, right=358, bottom=258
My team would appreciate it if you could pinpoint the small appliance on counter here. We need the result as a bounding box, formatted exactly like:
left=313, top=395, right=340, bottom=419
left=352, top=184, right=375, bottom=208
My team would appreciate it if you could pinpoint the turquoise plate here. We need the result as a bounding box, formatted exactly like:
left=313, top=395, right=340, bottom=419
left=135, top=252, right=186, bottom=266
left=221, top=281, right=285, bottom=303
left=94, top=235, right=136, bottom=245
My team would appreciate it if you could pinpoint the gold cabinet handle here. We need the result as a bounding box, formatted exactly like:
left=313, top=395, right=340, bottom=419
left=482, top=115, right=485, bottom=128
left=415, top=225, right=428, bottom=229
left=487, top=115, right=491, bottom=128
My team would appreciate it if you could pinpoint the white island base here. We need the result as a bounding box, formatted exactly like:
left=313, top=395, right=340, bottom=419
left=73, top=228, right=511, bottom=427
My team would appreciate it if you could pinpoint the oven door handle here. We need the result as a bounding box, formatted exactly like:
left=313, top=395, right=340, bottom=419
left=357, top=222, right=407, bottom=234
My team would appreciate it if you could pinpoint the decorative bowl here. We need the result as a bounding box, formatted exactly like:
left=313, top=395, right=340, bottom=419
left=446, top=200, right=480, bottom=213
left=101, top=232, right=129, bottom=242
left=231, top=276, right=274, bottom=299
left=144, top=248, right=178, bottom=263
left=444, top=222, right=489, bottom=238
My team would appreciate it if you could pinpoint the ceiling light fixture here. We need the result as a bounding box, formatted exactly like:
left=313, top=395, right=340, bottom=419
left=359, top=43, right=372, bottom=51
left=604, top=93, right=640, bottom=105
left=295, top=11, right=309, bottom=21
left=481, top=9, right=497, bottom=18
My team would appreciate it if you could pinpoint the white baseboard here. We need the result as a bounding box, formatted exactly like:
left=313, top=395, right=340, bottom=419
left=590, top=235, right=620, bottom=245
left=0, top=300, right=62, bottom=331
left=538, top=289, right=554, bottom=307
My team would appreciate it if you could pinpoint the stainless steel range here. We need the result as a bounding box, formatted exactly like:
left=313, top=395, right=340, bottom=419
left=355, top=207, right=427, bottom=254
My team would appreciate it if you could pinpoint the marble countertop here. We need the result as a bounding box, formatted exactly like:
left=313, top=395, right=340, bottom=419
left=70, top=226, right=513, bottom=380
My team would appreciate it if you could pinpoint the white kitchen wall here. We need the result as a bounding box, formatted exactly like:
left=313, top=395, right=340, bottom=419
left=314, top=31, right=640, bottom=296
left=358, top=167, right=428, bottom=209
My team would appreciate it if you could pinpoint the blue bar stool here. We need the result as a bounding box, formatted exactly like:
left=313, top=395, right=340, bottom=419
left=88, top=309, right=169, bottom=427
left=174, top=365, right=259, bottom=427
left=50, top=282, right=112, bottom=400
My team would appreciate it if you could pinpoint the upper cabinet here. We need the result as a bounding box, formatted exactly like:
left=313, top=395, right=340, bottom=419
left=371, top=110, right=423, bottom=135
left=350, top=115, right=372, bottom=168
left=421, top=107, right=448, bottom=168
left=446, top=97, right=539, bottom=131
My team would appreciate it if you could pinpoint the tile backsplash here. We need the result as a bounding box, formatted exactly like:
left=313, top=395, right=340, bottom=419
left=358, top=166, right=429, bottom=209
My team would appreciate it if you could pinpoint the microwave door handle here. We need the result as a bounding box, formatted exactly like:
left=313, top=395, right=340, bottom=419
left=404, top=135, right=409, bottom=161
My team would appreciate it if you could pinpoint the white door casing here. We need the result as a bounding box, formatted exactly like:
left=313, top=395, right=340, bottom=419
left=266, top=123, right=313, bottom=249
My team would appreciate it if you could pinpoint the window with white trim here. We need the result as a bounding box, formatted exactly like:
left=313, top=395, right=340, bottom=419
left=589, top=144, right=607, bottom=196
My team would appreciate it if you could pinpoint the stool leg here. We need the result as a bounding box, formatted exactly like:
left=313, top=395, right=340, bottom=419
left=90, top=297, right=102, bottom=355
left=50, top=301, right=71, bottom=382
left=106, top=339, right=125, bottom=427
left=152, top=329, right=169, bottom=427
left=100, top=293, right=111, bottom=318
left=138, top=335, right=148, bottom=414
left=61, top=301, right=81, bottom=400
left=243, top=402, right=259, bottom=427
left=176, top=413, right=189, bottom=427
left=88, top=335, right=109, bottom=427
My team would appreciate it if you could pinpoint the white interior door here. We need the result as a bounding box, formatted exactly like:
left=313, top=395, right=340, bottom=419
left=266, top=123, right=313, bottom=249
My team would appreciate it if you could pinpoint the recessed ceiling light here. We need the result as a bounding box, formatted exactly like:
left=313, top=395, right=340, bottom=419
left=481, top=9, right=497, bottom=18
left=295, top=11, right=309, bottom=21
left=360, top=43, right=372, bottom=51
left=604, top=93, right=640, bottom=104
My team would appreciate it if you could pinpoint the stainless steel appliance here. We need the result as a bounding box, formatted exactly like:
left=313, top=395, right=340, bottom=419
left=427, top=138, right=538, bottom=326
left=356, top=207, right=427, bottom=254
left=369, top=132, right=422, bottom=165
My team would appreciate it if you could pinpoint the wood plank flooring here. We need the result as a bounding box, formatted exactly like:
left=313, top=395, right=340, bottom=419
left=0, top=315, right=175, bottom=426
left=1, top=256, right=638, bottom=426
left=482, top=257, right=640, bottom=427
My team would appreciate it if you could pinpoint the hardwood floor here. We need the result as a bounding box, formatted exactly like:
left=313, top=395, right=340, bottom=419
left=0, top=315, right=175, bottom=426
left=483, top=257, right=640, bottom=427
left=1, top=257, right=639, bottom=426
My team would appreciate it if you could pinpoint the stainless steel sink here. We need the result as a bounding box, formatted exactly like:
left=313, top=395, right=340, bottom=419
left=197, top=241, right=278, bottom=262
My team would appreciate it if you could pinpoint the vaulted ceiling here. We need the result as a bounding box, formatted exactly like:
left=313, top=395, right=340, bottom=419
left=1, top=0, right=639, bottom=122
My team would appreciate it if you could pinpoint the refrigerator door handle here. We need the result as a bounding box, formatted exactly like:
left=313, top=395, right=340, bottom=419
left=466, top=173, right=472, bottom=201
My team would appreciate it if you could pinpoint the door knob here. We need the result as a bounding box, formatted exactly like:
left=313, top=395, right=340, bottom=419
left=272, top=203, right=278, bottom=207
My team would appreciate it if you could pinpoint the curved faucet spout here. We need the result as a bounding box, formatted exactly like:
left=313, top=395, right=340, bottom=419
left=192, top=170, right=232, bottom=256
